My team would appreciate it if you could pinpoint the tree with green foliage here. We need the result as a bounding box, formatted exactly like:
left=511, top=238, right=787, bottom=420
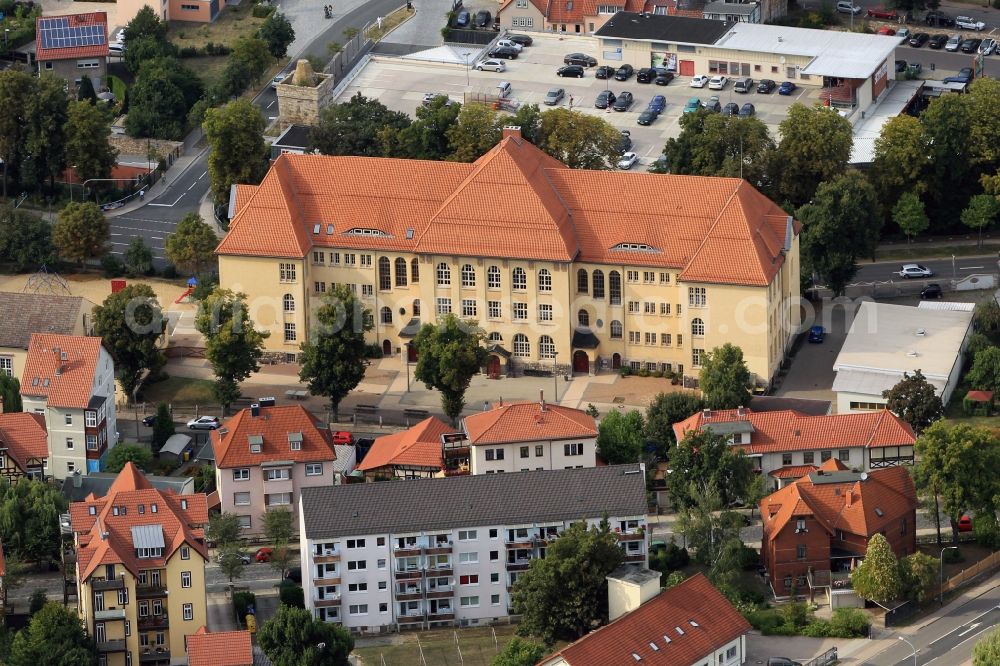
left=596, top=409, right=645, bottom=465
left=24, top=74, right=69, bottom=193
left=492, top=638, right=547, bottom=666
left=258, top=12, right=295, bottom=58
left=124, top=35, right=178, bottom=74
left=967, top=346, right=1000, bottom=395
left=511, top=520, right=624, bottom=644
left=0, top=375, right=23, bottom=413
left=165, top=213, right=218, bottom=275
left=676, top=481, right=746, bottom=584
left=506, top=104, right=543, bottom=144
left=699, top=343, right=752, bottom=410
left=662, top=112, right=775, bottom=192
left=965, top=77, right=1000, bottom=172
left=872, top=115, right=930, bottom=205
left=668, top=429, right=754, bottom=510
left=7, top=602, right=97, bottom=666
left=975, top=300, right=1000, bottom=334
left=797, top=171, right=883, bottom=295
left=76, top=75, right=97, bottom=105
left=208, top=512, right=243, bottom=547
left=445, top=103, right=502, bottom=162
left=204, top=99, right=268, bottom=205
left=882, top=370, right=944, bottom=435
left=298, top=285, right=372, bottom=421
left=0, top=69, right=34, bottom=198
left=52, top=202, right=108, bottom=267
left=921, top=94, right=975, bottom=217
left=123, top=6, right=168, bottom=44
left=28, top=589, right=47, bottom=615
left=962, top=194, right=1000, bottom=247
left=0, top=207, right=56, bottom=272
left=0, top=479, right=67, bottom=563
left=104, top=445, right=154, bottom=473
left=151, top=403, right=175, bottom=452
left=125, top=58, right=203, bottom=140
left=258, top=604, right=354, bottom=666
left=414, top=313, right=489, bottom=424
left=975, top=628, right=1000, bottom=666
left=65, top=100, right=117, bottom=184
left=771, top=104, right=853, bottom=208
left=310, top=93, right=411, bottom=157
left=93, top=283, right=166, bottom=401
left=893, top=191, right=929, bottom=243
left=124, top=237, right=153, bottom=276
left=534, top=108, right=621, bottom=170
left=278, top=579, right=305, bottom=608
left=218, top=543, right=248, bottom=583
left=383, top=95, right=462, bottom=160
left=899, top=551, right=938, bottom=604
left=262, top=507, right=294, bottom=544
left=193, top=464, right=216, bottom=494
left=851, top=533, right=901, bottom=604
left=221, top=37, right=273, bottom=96
left=195, top=289, right=269, bottom=412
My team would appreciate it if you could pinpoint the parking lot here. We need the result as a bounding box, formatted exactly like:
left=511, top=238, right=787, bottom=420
left=335, top=34, right=833, bottom=167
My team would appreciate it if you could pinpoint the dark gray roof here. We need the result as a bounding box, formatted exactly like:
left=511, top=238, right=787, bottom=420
left=60, top=472, right=193, bottom=502
left=273, top=124, right=313, bottom=150
left=0, top=292, right=90, bottom=349
left=608, top=564, right=660, bottom=585
left=702, top=420, right=754, bottom=436
left=195, top=439, right=216, bottom=462
left=594, top=12, right=735, bottom=44
left=748, top=396, right=831, bottom=416
left=808, top=470, right=863, bottom=485
left=302, top=464, right=647, bottom=539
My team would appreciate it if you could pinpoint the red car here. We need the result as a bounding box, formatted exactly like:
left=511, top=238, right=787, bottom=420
left=255, top=547, right=272, bottom=563
left=878, top=26, right=897, bottom=35
left=958, top=515, right=973, bottom=532
left=332, top=431, right=353, bottom=445
left=867, top=7, right=898, bottom=19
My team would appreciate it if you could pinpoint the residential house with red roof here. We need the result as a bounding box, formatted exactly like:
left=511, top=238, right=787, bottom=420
left=36, top=13, right=109, bottom=92
left=70, top=463, right=209, bottom=666
left=356, top=416, right=453, bottom=480
left=540, top=570, right=751, bottom=666
left=212, top=404, right=339, bottom=534
left=218, top=128, right=801, bottom=389
left=496, top=0, right=687, bottom=35
left=759, top=461, right=917, bottom=603
left=0, top=291, right=94, bottom=384
left=673, top=407, right=916, bottom=490
left=21, top=333, right=117, bottom=478
left=0, top=412, right=49, bottom=482
left=186, top=626, right=256, bottom=666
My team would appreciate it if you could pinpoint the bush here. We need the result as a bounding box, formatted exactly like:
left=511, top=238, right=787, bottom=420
left=178, top=45, right=201, bottom=58
left=620, top=366, right=632, bottom=377
left=233, top=591, right=257, bottom=626
left=161, top=264, right=179, bottom=279
left=364, top=343, right=384, bottom=359
left=278, top=580, right=305, bottom=608
left=746, top=608, right=784, bottom=634
left=101, top=254, right=125, bottom=277
left=975, top=519, right=1000, bottom=549
left=944, top=547, right=965, bottom=564
left=829, top=608, right=870, bottom=637
left=28, top=589, right=48, bottom=614
left=251, top=3, right=275, bottom=17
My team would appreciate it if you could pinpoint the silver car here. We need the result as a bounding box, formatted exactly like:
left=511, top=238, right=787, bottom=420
left=476, top=58, right=506, bottom=72
left=544, top=87, right=565, bottom=105
left=897, top=263, right=933, bottom=278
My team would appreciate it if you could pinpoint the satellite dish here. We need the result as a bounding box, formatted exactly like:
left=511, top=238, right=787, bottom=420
left=860, top=472, right=869, bottom=481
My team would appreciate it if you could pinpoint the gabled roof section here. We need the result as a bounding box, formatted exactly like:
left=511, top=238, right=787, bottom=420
left=216, top=159, right=306, bottom=258
left=463, top=400, right=597, bottom=445
left=0, top=292, right=92, bottom=350
left=357, top=416, right=452, bottom=472
left=187, top=627, right=254, bottom=666
left=545, top=573, right=751, bottom=665
left=0, top=413, right=48, bottom=468
left=212, top=405, right=336, bottom=468
left=21, top=334, right=105, bottom=410
left=36, top=12, right=108, bottom=62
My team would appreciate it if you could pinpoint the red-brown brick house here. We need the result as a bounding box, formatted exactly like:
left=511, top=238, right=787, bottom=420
left=759, top=459, right=917, bottom=603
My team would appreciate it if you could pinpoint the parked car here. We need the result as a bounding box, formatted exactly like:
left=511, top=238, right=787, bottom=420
left=422, top=92, right=457, bottom=107
left=255, top=547, right=273, bottom=563
left=895, top=59, right=908, bottom=73
left=654, top=71, right=675, bottom=85
left=979, top=38, right=997, bottom=55
left=959, top=515, right=973, bottom=532
left=556, top=64, right=584, bottom=77
left=218, top=552, right=251, bottom=565
left=636, top=67, right=658, bottom=83
left=683, top=97, right=703, bottom=113
left=705, top=95, right=721, bottom=112
left=866, top=6, right=897, bottom=19
left=489, top=46, right=519, bottom=59
left=808, top=326, right=825, bottom=343
left=877, top=25, right=896, bottom=35
left=944, top=67, right=974, bottom=83
left=778, top=81, right=797, bottom=95
left=543, top=87, right=565, bottom=105
left=617, top=152, right=639, bottom=169
left=928, top=33, right=948, bottom=49
left=187, top=416, right=220, bottom=430
left=896, top=27, right=911, bottom=40
left=612, top=91, right=634, bottom=111
left=708, top=75, right=728, bottom=90
left=332, top=431, right=353, bottom=445
left=956, top=15, right=986, bottom=30
left=945, top=33, right=962, bottom=51
left=595, top=65, right=616, bottom=79
left=474, top=9, right=492, bottom=27
left=476, top=58, right=506, bottom=72
left=614, top=64, right=635, bottom=81
left=595, top=89, right=617, bottom=108
left=733, top=77, right=754, bottom=93
left=757, top=79, right=776, bottom=93
left=508, top=34, right=533, bottom=46
left=960, top=38, right=982, bottom=53
left=647, top=94, right=666, bottom=113
left=495, top=38, right=522, bottom=51
left=738, top=102, right=756, bottom=117
left=920, top=283, right=943, bottom=299
left=141, top=414, right=157, bottom=427
left=897, top=263, right=933, bottom=278
left=617, top=129, right=632, bottom=154
left=637, top=109, right=659, bottom=125
left=908, top=32, right=929, bottom=47
left=836, top=0, right=861, bottom=13
left=115, top=28, right=127, bottom=41
left=723, top=102, right=740, bottom=116
left=925, top=10, right=955, bottom=27
left=690, top=74, right=710, bottom=88
left=108, top=42, right=125, bottom=56
left=564, top=53, right=597, bottom=67
left=454, top=10, right=470, bottom=27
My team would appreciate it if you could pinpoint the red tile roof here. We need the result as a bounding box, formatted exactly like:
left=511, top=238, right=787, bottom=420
left=220, top=134, right=797, bottom=287
left=212, top=405, right=337, bottom=469
left=967, top=390, right=994, bottom=402
left=545, top=572, right=751, bottom=665
left=21, top=333, right=105, bottom=410
left=70, top=463, right=209, bottom=582
left=357, top=416, right=452, bottom=472
left=768, top=464, right=818, bottom=479
left=0, top=412, right=48, bottom=471
left=673, top=407, right=916, bottom=454
left=463, top=401, right=597, bottom=445
left=35, top=13, right=108, bottom=62
left=187, top=627, right=253, bottom=666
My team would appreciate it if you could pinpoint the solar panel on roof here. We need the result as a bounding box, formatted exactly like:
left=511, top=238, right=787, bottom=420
left=39, top=17, right=106, bottom=51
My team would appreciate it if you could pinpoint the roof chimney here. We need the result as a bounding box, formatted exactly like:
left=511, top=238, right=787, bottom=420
left=702, top=408, right=711, bottom=419
left=502, top=126, right=522, bottom=140
left=539, top=390, right=546, bottom=412
left=73, top=470, right=82, bottom=488
left=737, top=406, right=746, bottom=417
left=251, top=403, right=260, bottom=417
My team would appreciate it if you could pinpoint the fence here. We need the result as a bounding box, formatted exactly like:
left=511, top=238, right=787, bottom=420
left=445, top=28, right=498, bottom=45
left=801, top=647, right=838, bottom=666
left=941, top=550, right=1000, bottom=595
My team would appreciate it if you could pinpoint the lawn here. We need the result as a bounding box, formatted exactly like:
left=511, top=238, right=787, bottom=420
left=180, top=55, right=232, bottom=92
left=140, top=376, right=216, bottom=406
left=873, top=243, right=1000, bottom=262
left=169, top=3, right=268, bottom=50
left=353, top=625, right=543, bottom=666
left=365, top=6, right=416, bottom=42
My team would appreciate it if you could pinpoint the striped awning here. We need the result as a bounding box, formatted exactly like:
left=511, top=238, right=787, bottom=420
left=130, top=524, right=165, bottom=549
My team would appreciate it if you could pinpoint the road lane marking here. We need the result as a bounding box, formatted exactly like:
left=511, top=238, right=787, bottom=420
left=267, top=100, right=275, bottom=109
left=960, top=266, right=984, bottom=270
left=958, top=622, right=982, bottom=637
left=147, top=195, right=186, bottom=207
left=188, top=182, right=197, bottom=191
left=199, top=171, right=208, bottom=180
left=928, top=606, right=1000, bottom=647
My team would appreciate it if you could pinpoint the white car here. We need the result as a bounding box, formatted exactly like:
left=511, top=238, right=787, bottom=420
left=956, top=16, right=986, bottom=30
left=617, top=152, right=638, bottom=170
left=979, top=38, right=997, bottom=55
left=187, top=416, right=221, bottom=430
left=271, top=73, right=289, bottom=89
left=476, top=58, right=506, bottom=72
left=690, top=74, right=710, bottom=88
left=708, top=75, right=729, bottom=90
left=897, top=264, right=933, bottom=279
left=495, top=39, right=523, bottom=52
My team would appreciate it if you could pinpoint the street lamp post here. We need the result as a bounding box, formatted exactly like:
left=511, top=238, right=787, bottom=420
left=405, top=342, right=412, bottom=393
left=939, top=545, right=958, bottom=605
left=463, top=52, right=472, bottom=87
left=898, top=635, right=917, bottom=666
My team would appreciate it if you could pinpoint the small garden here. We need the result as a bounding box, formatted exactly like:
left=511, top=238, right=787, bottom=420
left=0, top=0, right=41, bottom=51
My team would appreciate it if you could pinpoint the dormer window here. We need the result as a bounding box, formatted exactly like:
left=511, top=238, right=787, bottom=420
left=249, top=435, right=263, bottom=453
left=151, top=503, right=157, bottom=513
left=611, top=242, right=658, bottom=252
left=88, top=506, right=96, bottom=515
left=288, top=432, right=303, bottom=451
left=138, top=504, right=145, bottom=514
left=345, top=228, right=390, bottom=237
left=181, top=499, right=188, bottom=510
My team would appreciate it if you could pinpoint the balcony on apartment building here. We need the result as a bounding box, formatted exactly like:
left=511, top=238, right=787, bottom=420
left=137, top=614, right=169, bottom=630
left=506, top=536, right=534, bottom=549
left=616, top=529, right=646, bottom=542
left=313, top=594, right=342, bottom=608
left=424, top=538, right=453, bottom=555
left=313, top=548, right=341, bottom=564
left=394, top=565, right=423, bottom=581
left=623, top=553, right=647, bottom=563
left=807, top=569, right=854, bottom=591
left=94, top=607, right=127, bottom=621
left=139, top=647, right=170, bottom=664
left=396, top=584, right=423, bottom=601
left=426, top=563, right=453, bottom=577
left=397, top=610, right=426, bottom=625
left=136, top=584, right=168, bottom=598
left=393, top=543, right=422, bottom=557
left=96, top=639, right=127, bottom=653
left=314, top=573, right=342, bottom=586
left=425, top=585, right=454, bottom=599
left=91, top=577, right=125, bottom=591
left=506, top=557, right=532, bottom=572
left=427, top=610, right=455, bottom=622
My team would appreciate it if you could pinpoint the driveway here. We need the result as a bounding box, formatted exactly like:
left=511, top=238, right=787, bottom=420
left=773, top=299, right=856, bottom=403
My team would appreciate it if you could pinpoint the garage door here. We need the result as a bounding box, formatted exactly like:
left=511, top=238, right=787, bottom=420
left=679, top=60, right=695, bottom=76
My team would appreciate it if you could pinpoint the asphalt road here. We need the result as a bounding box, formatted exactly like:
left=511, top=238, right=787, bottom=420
left=852, top=256, right=998, bottom=283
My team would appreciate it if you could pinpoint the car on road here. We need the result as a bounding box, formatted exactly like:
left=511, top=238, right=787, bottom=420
left=595, top=89, right=617, bottom=108
left=723, top=102, right=739, bottom=116
left=454, top=10, right=470, bottom=27
left=956, top=15, right=986, bottom=30
left=218, top=552, right=251, bottom=565
left=705, top=95, right=721, bottom=112
left=332, top=431, right=353, bottom=445
left=757, top=79, right=776, bottom=93
left=636, top=67, right=658, bottom=83
left=897, top=263, right=933, bottom=278
left=618, top=129, right=632, bottom=154
left=612, top=91, right=634, bottom=111
left=637, top=109, right=659, bottom=125
left=925, top=10, right=955, bottom=27
left=920, top=283, right=943, bottom=299
left=647, top=94, right=666, bottom=113
left=141, top=414, right=157, bottom=427
left=556, top=64, right=584, bottom=77
left=564, top=53, right=597, bottom=67
left=866, top=6, right=897, bottom=19
left=595, top=65, right=616, bottom=79
left=255, top=547, right=273, bottom=563
left=617, top=152, right=639, bottom=170
left=944, top=67, right=974, bottom=83
left=614, top=64, right=635, bottom=81
left=654, top=71, right=675, bottom=85
left=508, top=34, right=533, bottom=46
left=908, top=32, right=929, bottom=47
left=543, top=87, right=565, bottom=105
left=778, top=81, right=797, bottom=95
left=474, top=10, right=492, bottom=27
left=683, top=97, right=703, bottom=113
left=269, top=73, right=288, bottom=88
left=928, top=33, right=948, bottom=49
left=489, top=46, right=519, bottom=59
left=108, top=42, right=125, bottom=56
left=739, top=102, right=756, bottom=118
left=708, top=75, right=728, bottom=90
left=690, top=74, right=710, bottom=88
left=945, top=33, right=962, bottom=51
left=836, top=0, right=861, bottom=14
left=960, top=38, right=982, bottom=53
left=959, top=515, right=973, bottom=532
left=979, top=38, right=997, bottom=55
left=896, top=27, right=911, bottom=40
left=495, top=38, right=522, bottom=52
left=877, top=25, right=896, bottom=35
left=187, top=416, right=220, bottom=430
left=476, top=58, right=506, bottom=72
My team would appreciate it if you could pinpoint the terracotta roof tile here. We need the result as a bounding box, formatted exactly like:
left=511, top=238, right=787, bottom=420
left=357, top=416, right=451, bottom=471
left=967, top=390, right=994, bottom=402
left=212, top=405, right=337, bottom=469
left=0, top=412, right=48, bottom=470
left=547, top=572, right=751, bottom=665
left=463, top=401, right=596, bottom=445
left=36, top=13, right=108, bottom=62
left=187, top=627, right=254, bottom=666
left=768, top=464, right=817, bottom=479
left=21, top=334, right=105, bottom=410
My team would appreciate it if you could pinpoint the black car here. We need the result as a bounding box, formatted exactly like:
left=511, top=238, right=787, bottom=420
left=738, top=102, right=755, bottom=118
left=557, top=64, right=585, bottom=78
left=895, top=59, right=908, bottom=73
left=921, top=283, right=943, bottom=299
left=704, top=97, right=721, bottom=113
left=654, top=72, right=675, bottom=85
left=636, top=67, right=657, bottom=83
left=564, top=52, right=597, bottom=67
left=925, top=10, right=955, bottom=26
left=141, top=414, right=156, bottom=427
left=723, top=102, right=739, bottom=116
left=595, top=89, right=617, bottom=108
left=614, top=64, right=635, bottom=81
left=474, top=9, right=492, bottom=27
left=928, top=33, right=948, bottom=49
left=961, top=38, right=982, bottom=53
left=612, top=91, right=634, bottom=111
left=595, top=65, right=616, bottom=79
left=756, top=79, right=776, bottom=93
left=637, top=109, right=658, bottom=125
left=908, top=32, right=929, bottom=47
left=944, top=67, right=974, bottom=83
left=617, top=129, right=632, bottom=154
left=489, top=46, right=519, bottom=59
left=454, top=9, right=470, bottom=27
left=508, top=33, right=533, bottom=46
